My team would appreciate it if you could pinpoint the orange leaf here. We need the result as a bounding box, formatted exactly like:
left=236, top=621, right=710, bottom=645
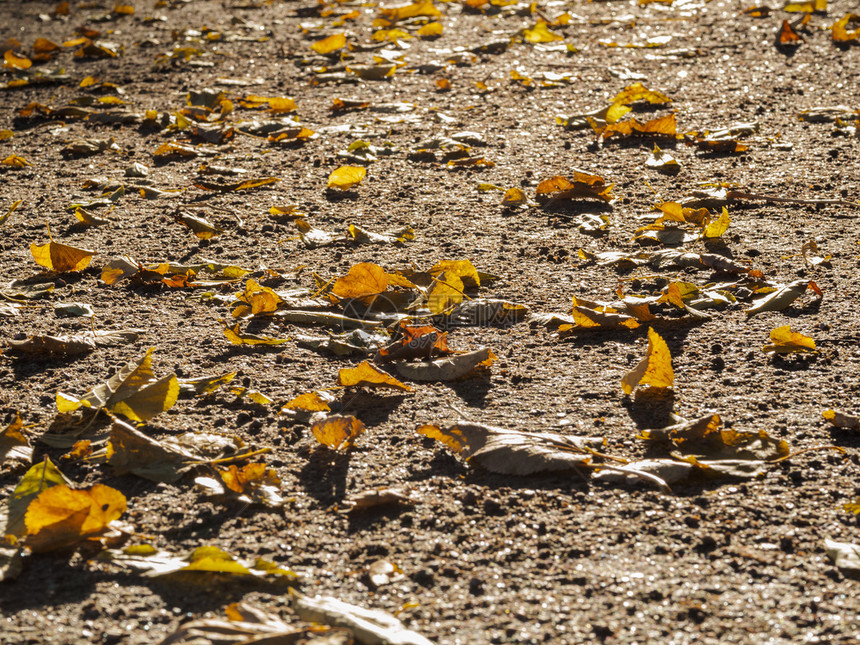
left=30, top=240, right=95, bottom=272
left=311, top=33, right=347, bottom=54
left=778, top=19, right=803, bottom=44
left=282, top=391, right=332, bottom=413
left=332, top=262, right=388, bottom=300
left=4, top=50, right=32, bottom=70
left=24, top=483, right=126, bottom=552
left=311, top=415, right=366, bottom=451
left=337, top=361, right=412, bottom=392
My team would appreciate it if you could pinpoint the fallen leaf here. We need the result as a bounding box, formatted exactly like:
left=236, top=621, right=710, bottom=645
left=332, top=262, right=388, bottom=300
left=832, top=14, right=860, bottom=42
left=2, top=154, right=32, bottom=168
left=175, top=212, right=222, bottom=240
left=337, top=361, right=412, bottom=392
left=535, top=172, right=614, bottom=203
left=311, top=415, right=367, bottom=451
left=778, top=19, right=803, bottom=45
left=221, top=321, right=290, bottom=346
left=195, top=463, right=283, bottom=507
left=416, top=422, right=604, bottom=475
left=0, top=199, right=21, bottom=225
left=745, top=280, right=810, bottom=316
left=55, top=348, right=179, bottom=423
left=822, top=409, right=860, bottom=430
left=310, top=33, right=347, bottom=55
left=612, top=83, right=672, bottom=107
left=327, top=166, right=367, bottom=190
left=523, top=22, right=563, bottom=44
left=703, top=207, right=731, bottom=238
left=0, top=413, right=31, bottom=469
left=24, top=483, right=126, bottom=552
left=645, top=145, right=680, bottom=172
left=824, top=539, right=860, bottom=572
left=2, top=457, right=74, bottom=538
left=177, top=372, right=237, bottom=397
left=289, top=589, right=433, bottom=645
left=621, top=327, right=674, bottom=395
left=7, top=330, right=141, bottom=358
left=337, top=487, right=417, bottom=514
left=101, top=544, right=297, bottom=581
left=396, top=347, right=494, bottom=381
left=501, top=187, right=528, bottom=206
left=762, top=325, right=816, bottom=354
left=282, top=391, right=334, bottom=414
left=31, top=230, right=95, bottom=273
left=347, top=224, right=415, bottom=245
left=379, top=0, right=441, bottom=22
left=417, top=22, right=444, bottom=38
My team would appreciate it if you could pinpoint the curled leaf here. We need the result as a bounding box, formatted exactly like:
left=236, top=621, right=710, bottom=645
left=337, top=361, right=412, bottom=392
left=311, top=415, right=366, bottom=451
left=621, top=327, right=674, bottom=395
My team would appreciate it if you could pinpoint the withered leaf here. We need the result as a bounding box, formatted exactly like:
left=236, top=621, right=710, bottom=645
left=24, top=483, right=126, bottom=553
left=762, top=325, right=816, bottom=354
left=621, top=327, right=674, bottom=395
left=55, top=348, right=179, bottom=423
left=745, top=280, right=810, bottom=316
left=337, top=487, right=417, bottom=514
left=0, top=413, right=31, bottom=469
left=416, top=422, right=604, bottom=475
left=396, top=347, right=494, bottom=382
left=337, top=361, right=412, bottom=392
left=311, top=415, right=366, bottom=451
left=822, top=409, right=860, bottom=430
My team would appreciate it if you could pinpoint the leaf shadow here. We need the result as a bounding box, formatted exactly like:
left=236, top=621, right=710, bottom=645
left=621, top=390, right=677, bottom=430
left=296, top=448, right=352, bottom=504
left=445, top=377, right=492, bottom=409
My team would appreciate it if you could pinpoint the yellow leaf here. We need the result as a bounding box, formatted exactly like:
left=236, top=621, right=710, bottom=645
left=832, top=14, right=860, bottom=41
left=762, top=325, right=817, bottom=354
left=417, top=22, right=444, bottom=37
left=373, top=28, right=411, bottom=42
left=332, top=262, right=388, bottom=300
left=113, top=2, right=135, bottom=15
left=2, top=154, right=32, bottom=167
left=4, top=50, right=32, bottom=70
left=379, top=0, right=441, bottom=22
left=311, top=415, right=366, bottom=451
left=311, top=33, right=347, bottom=54
left=611, top=83, right=673, bottom=106
left=221, top=321, right=290, bottom=346
left=523, top=22, right=563, bottom=43
left=337, top=361, right=412, bottom=392
left=415, top=424, right=466, bottom=453
left=30, top=239, right=95, bottom=273
left=282, top=391, right=332, bottom=413
left=239, top=278, right=283, bottom=316
left=704, top=207, right=731, bottom=238
left=327, top=166, right=366, bottom=190
left=622, top=327, right=674, bottom=394
left=501, top=187, right=527, bottom=206
left=175, top=212, right=221, bottom=239
left=74, top=207, right=109, bottom=227
left=0, top=199, right=21, bottom=225
left=426, top=272, right=464, bottom=314
left=24, top=483, right=126, bottom=552
left=428, top=259, right=480, bottom=288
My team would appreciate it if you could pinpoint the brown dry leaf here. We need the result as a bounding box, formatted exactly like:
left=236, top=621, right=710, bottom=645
left=337, top=487, right=417, bottom=514
left=311, top=33, right=347, bottom=54
left=24, top=483, right=126, bottom=553
left=0, top=413, right=32, bottom=468
left=762, top=325, right=816, bottom=354
left=621, top=327, right=674, bottom=395
left=535, top=172, right=614, bottom=203
left=7, top=330, right=141, bottom=358
left=332, top=262, right=388, bottom=300
left=105, top=420, right=211, bottom=483
left=745, top=279, right=810, bottom=316
left=175, top=212, right=221, bottom=240
left=327, top=166, right=366, bottom=190
left=337, top=361, right=412, bottom=392
left=778, top=19, right=804, bottom=45
left=416, top=422, right=604, bottom=476
left=396, top=347, right=494, bottom=382
left=823, top=409, right=860, bottom=430
left=55, top=348, right=179, bottom=423
left=311, top=415, right=366, bottom=451
left=196, top=463, right=283, bottom=507
left=375, top=325, right=451, bottom=362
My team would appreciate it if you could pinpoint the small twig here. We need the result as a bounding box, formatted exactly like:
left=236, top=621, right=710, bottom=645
left=206, top=447, right=272, bottom=465
left=769, top=445, right=846, bottom=464
left=726, top=190, right=860, bottom=209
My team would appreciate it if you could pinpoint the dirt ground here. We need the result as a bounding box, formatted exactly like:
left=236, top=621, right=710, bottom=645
left=1, top=0, right=860, bottom=643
